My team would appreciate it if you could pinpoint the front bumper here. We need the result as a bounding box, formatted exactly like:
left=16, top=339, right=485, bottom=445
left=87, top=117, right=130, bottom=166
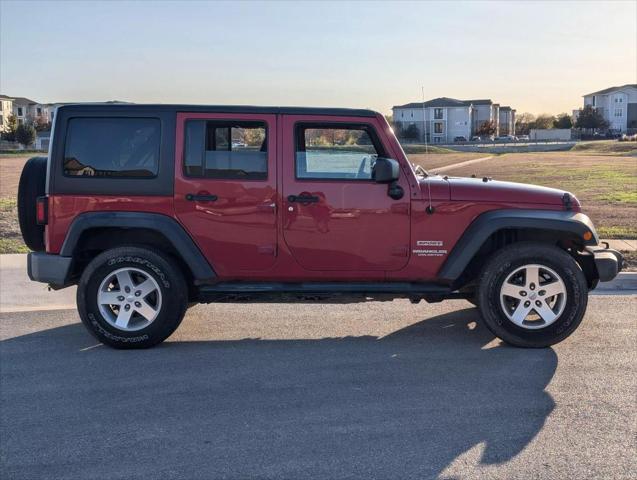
left=27, top=252, right=73, bottom=288
left=586, top=245, right=624, bottom=282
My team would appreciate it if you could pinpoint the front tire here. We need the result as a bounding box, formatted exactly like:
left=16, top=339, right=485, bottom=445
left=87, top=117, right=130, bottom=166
left=478, top=242, right=588, bottom=348
left=77, top=247, right=188, bottom=349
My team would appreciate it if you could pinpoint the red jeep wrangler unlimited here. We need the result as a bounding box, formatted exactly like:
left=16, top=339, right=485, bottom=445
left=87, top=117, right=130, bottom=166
left=18, top=104, right=622, bottom=349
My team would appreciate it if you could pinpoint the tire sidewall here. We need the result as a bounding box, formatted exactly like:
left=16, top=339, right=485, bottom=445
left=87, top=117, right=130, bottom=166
left=478, top=244, right=588, bottom=348
left=78, top=248, right=187, bottom=348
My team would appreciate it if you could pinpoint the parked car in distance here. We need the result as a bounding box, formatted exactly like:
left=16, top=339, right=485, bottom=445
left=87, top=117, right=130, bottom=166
left=453, top=136, right=467, bottom=142
left=517, top=135, right=530, bottom=141
left=470, top=136, right=482, bottom=142
left=18, top=103, right=623, bottom=349
left=496, top=135, right=518, bottom=142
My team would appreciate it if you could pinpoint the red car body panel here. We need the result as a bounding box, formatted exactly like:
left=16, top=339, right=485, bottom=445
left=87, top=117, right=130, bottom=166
left=45, top=111, right=576, bottom=283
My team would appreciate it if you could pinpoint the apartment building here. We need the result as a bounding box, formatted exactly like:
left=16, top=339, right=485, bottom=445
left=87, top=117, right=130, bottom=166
left=392, top=97, right=514, bottom=142
left=392, top=97, right=472, bottom=143
left=0, top=94, right=52, bottom=131
left=581, top=84, right=637, bottom=132
left=498, top=106, right=516, bottom=135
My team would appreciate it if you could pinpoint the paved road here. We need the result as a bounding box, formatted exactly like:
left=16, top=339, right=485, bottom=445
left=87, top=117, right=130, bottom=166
left=1, top=296, right=635, bottom=479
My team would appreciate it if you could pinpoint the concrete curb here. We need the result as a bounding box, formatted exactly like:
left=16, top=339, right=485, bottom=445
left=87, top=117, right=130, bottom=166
left=593, top=272, right=637, bottom=293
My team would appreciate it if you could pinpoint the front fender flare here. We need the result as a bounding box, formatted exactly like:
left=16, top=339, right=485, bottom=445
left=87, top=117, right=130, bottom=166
left=438, top=209, right=598, bottom=282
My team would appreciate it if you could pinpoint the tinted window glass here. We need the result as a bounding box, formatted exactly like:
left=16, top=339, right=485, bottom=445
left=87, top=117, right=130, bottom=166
left=184, top=121, right=267, bottom=179
left=64, top=118, right=160, bottom=178
left=296, top=126, right=380, bottom=180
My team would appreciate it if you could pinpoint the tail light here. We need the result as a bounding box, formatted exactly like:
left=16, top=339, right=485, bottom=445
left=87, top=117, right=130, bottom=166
left=36, top=196, right=48, bottom=225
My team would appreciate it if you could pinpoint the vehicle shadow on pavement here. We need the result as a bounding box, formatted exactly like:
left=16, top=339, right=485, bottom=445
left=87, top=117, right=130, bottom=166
left=1, top=308, right=557, bottom=480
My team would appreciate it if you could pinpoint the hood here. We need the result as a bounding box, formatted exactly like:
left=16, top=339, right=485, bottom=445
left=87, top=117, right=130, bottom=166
left=444, top=176, right=579, bottom=207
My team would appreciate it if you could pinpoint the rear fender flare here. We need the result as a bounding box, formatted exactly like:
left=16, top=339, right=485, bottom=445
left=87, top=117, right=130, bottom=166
left=60, top=212, right=216, bottom=284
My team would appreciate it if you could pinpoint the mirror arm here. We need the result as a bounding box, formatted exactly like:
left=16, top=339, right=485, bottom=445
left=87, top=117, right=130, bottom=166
left=387, top=181, right=404, bottom=200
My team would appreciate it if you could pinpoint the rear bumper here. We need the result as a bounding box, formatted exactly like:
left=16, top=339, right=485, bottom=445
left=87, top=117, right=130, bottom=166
left=27, top=252, right=73, bottom=288
left=586, top=246, right=624, bottom=282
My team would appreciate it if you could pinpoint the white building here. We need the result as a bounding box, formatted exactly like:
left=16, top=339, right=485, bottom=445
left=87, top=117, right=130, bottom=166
left=498, top=106, right=516, bottom=136
left=392, top=97, right=473, bottom=143
left=12, top=97, right=51, bottom=125
left=0, top=95, right=14, bottom=133
left=581, top=84, right=637, bottom=133
left=392, top=97, right=515, bottom=142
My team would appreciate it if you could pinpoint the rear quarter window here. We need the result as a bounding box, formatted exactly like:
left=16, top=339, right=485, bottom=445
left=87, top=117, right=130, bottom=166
left=63, top=118, right=160, bottom=178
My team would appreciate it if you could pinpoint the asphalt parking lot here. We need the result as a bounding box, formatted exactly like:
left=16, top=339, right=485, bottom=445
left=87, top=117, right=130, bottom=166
left=1, top=295, right=635, bottom=479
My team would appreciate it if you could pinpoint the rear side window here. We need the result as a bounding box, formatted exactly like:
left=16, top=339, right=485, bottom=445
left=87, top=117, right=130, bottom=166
left=184, top=120, right=267, bottom=180
left=295, top=125, right=382, bottom=180
left=64, top=118, right=160, bottom=178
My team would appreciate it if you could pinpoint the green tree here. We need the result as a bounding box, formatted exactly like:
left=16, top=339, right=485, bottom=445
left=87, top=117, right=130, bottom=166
left=533, top=114, right=556, bottom=130
left=15, top=123, right=36, bottom=148
left=1, top=114, right=18, bottom=141
left=514, top=112, right=535, bottom=135
left=403, top=124, right=419, bottom=140
left=553, top=114, right=573, bottom=129
left=476, top=120, right=496, bottom=136
left=575, top=105, right=609, bottom=131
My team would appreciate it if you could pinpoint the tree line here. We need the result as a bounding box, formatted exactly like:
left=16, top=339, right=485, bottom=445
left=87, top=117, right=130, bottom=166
left=515, top=106, right=608, bottom=135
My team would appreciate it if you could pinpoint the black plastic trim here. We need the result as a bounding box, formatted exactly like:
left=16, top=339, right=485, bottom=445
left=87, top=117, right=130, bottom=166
left=438, top=209, right=600, bottom=282
left=60, top=212, right=216, bottom=283
left=27, top=252, right=73, bottom=287
left=586, top=246, right=623, bottom=282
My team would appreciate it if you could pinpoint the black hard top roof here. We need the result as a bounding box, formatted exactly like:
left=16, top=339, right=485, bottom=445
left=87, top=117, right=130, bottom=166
left=56, top=103, right=379, bottom=117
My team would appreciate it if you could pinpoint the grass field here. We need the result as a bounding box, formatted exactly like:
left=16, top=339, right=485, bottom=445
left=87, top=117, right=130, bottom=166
left=447, top=152, right=637, bottom=239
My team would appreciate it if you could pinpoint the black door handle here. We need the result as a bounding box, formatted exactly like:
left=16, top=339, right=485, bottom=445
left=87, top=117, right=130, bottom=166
left=186, top=193, right=218, bottom=202
left=288, top=194, right=319, bottom=203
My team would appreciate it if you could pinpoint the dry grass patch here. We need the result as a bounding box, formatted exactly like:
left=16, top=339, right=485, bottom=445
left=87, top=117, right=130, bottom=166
left=448, top=152, right=637, bottom=239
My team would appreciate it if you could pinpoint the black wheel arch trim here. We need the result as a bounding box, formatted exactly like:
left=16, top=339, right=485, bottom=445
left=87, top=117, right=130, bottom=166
left=438, top=209, right=599, bottom=282
left=60, top=212, right=216, bottom=283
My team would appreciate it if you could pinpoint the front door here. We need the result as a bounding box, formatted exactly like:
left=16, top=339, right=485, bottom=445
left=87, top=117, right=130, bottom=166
left=174, top=113, right=277, bottom=276
left=281, top=115, right=411, bottom=272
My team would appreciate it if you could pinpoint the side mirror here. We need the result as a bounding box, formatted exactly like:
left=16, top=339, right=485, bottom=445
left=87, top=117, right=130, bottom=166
left=373, top=157, right=400, bottom=183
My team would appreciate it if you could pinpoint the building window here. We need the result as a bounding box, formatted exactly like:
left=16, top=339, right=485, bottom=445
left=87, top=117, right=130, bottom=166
left=0, top=115, right=3, bottom=126
left=592, top=96, right=596, bottom=106
left=401, top=112, right=403, bottom=118
left=434, top=108, right=443, bottom=119
left=434, top=122, right=443, bottom=134
left=410, top=112, right=413, bottom=118
left=614, top=108, right=623, bottom=117
left=17, top=107, right=23, bottom=116
left=37, top=107, right=42, bottom=115
left=433, top=137, right=441, bottom=144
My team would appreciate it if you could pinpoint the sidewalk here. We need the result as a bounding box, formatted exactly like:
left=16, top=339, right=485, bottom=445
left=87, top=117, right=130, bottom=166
left=1, top=251, right=634, bottom=313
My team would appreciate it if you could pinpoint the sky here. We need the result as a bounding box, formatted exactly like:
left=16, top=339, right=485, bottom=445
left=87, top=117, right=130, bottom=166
left=1, top=0, right=636, bottom=116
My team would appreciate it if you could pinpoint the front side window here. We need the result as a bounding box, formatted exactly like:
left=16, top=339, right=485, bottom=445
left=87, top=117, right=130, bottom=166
left=434, top=122, right=443, bottom=134
left=184, top=120, right=267, bottom=179
left=17, top=107, right=23, bottom=116
left=295, top=125, right=382, bottom=180
left=615, top=108, right=623, bottom=117
left=64, top=117, right=160, bottom=177
left=434, top=108, right=443, bottom=119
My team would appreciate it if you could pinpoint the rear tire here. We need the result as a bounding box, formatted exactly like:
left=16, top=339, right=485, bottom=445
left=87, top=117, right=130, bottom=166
left=477, top=242, right=588, bottom=348
left=17, top=156, right=47, bottom=251
left=77, top=247, right=188, bottom=349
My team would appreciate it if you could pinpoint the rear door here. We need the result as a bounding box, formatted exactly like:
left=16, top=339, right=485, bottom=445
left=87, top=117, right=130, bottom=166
left=174, top=113, right=277, bottom=275
left=281, top=115, right=411, bottom=272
